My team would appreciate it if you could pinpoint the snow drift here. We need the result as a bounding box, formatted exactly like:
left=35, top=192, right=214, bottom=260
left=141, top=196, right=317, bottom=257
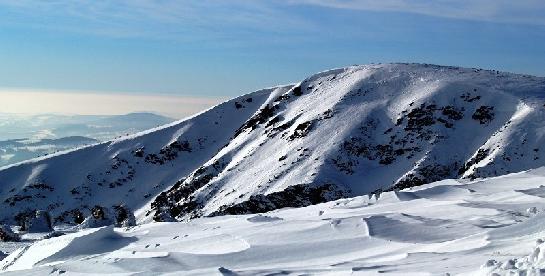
left=5, top=168, right=545, bottom=274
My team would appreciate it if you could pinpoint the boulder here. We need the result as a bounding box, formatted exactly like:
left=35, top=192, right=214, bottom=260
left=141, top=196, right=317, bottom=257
left=79, top=206, right=114, bottom=229
left=0, top=225, right=20, bottom=242
left=24, top=210, right=53, bottom=233
left=113, top=205, right=136, bottom=227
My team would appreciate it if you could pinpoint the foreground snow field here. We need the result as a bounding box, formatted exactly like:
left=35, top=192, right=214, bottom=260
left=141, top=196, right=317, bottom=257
left=4, top=168, right=545, bottom=275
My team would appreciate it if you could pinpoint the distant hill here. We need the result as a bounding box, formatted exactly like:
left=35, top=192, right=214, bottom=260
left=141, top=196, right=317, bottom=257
left=0, top=136, right=99, bottom=167
left=0, top=112, right=174, bottom=141
left=0, top=112, right=174, bottom=167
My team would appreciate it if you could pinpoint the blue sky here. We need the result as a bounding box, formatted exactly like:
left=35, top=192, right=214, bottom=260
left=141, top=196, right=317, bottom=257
left=0, top=0, right=544, bottom=115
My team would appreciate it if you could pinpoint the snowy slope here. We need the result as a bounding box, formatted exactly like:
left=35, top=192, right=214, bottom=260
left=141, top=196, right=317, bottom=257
left=4, top=168, right=545, bottom=274
left=1, top=63, right=545, bottom=225
left=149, top=63, right=545, bottom=220
left=0, top=86, right=291, bottom=225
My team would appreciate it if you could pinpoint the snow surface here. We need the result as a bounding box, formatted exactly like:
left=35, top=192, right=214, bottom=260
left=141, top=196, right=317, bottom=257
left=4, top=168, right=545, bottom=274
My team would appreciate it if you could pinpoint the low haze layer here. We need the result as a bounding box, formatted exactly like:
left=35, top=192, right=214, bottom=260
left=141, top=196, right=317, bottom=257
left=0, top=89, right=224, bottom=118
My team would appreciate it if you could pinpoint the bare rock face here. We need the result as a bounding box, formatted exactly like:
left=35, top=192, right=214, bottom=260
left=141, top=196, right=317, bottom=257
left=0, top=225, right=20, bottom=242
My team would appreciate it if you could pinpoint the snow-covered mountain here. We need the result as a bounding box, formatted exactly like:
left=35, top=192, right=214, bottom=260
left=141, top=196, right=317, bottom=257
left=1, top=63, right=544, bottom=226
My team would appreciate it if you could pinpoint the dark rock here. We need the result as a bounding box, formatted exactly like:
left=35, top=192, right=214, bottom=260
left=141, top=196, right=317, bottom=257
left=24, top=210, right=53, bottom=233
left=113, top=205, right=136, bottom=227
left=292, top=85, right=302, bottom=96
left=288, top=121, right=314, bottom=140
left=0, top=225, right=20, bottom=242
left=472, top=106, right=495, bottom=124
left=211, top=183, right=349, bottom=216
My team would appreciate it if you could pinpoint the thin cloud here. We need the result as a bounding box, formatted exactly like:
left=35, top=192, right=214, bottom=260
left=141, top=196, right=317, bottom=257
left=291, top=0, right=545, bottom=25
left=2, top=0, right=541, bottom=43
left=0, top=1, right=311, bottom=40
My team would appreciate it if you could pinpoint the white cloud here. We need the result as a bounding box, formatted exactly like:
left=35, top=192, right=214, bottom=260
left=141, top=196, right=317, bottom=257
left=0, top=88, right=226, bottom=119
left=291, top=0, right=545, bottom=25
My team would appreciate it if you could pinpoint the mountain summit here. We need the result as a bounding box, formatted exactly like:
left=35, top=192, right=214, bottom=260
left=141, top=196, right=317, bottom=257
left=1, top=63, right=544, bottom=225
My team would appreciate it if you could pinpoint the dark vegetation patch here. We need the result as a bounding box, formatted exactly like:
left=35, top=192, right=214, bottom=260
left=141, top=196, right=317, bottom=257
left=234, top=98, right=253, bottom=109
left=266, top=118, right=296, bottom=138
left=460, top=92, right=481, bottom=102
left=387, top=163, right=460, bottom=191
left=458, top=148, right=490, bottom=176
left=333, top=102, right=470, bottom=174
left=144, top=141, right=192, bottom=165
left=321, top=109, right=334, bottom=119
left=442, top=106, right=464, bottom=120
left=288, top=121, right=314, bottom=140
left=332, top=98, right=492, bottom=190
left=472, top=106, right=495, bottom=124
left=234, top=104, right=277, bottom=138
left=210, top=183, right=349, bottom=216
left=150, top=160, right=227, bottom=221
left=265, top=115, right=282, bottom=128
left=4, top=181, right=55, bottom=207
left=403, top=104, right=437, bottom=131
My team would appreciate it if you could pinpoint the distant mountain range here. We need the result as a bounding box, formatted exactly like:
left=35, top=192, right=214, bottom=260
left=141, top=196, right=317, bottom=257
left=0, top=136, right=99, bottom=168
left=0, top=112, right=174, bottom=141
left=0, top=112, right=174, bottom=167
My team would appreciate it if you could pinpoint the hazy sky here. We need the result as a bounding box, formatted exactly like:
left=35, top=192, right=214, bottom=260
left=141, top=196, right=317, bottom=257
left=0, top=89, right=224, bottom=118
left=0, top=1, right=544, bottom=116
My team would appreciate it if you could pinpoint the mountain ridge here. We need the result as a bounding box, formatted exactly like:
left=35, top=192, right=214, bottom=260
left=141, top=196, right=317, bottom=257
left=0, top=63, right=544, bottom=226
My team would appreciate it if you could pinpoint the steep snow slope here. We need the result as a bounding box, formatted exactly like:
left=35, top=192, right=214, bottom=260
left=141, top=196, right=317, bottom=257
left=5, top=168, right=545, bottom=274
left=0, top=86, right=292, bottom=224
left=1, top=63, right=545, bottom=225
left=150, top=63, right=545, bottom=220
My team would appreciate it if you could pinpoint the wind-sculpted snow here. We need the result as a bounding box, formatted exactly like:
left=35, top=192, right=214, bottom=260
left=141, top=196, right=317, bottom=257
left=5, top=169, right=545, bottom=274
left=1, top=63, right=545, bottom=226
